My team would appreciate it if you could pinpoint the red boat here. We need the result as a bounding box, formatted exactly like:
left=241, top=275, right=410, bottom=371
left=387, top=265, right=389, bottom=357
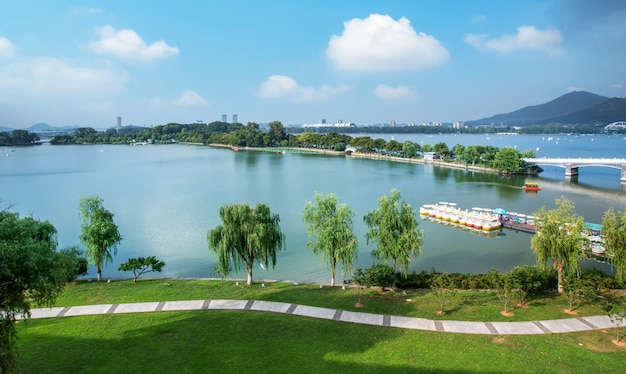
left=522, top=182, right=541, bottom=191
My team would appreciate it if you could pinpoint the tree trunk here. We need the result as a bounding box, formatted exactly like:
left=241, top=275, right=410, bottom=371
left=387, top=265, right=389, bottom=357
left=556, top=262, right=564, bottom=293
left=97, top=266, right=102, bottom=282
left=392, top=258, right=397, bottom=273
left=330, top=267, right=335, bottom=287
left=247, top=263, right=253, bottom=286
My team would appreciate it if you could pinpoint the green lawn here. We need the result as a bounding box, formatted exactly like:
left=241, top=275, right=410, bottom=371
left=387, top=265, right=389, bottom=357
left=16, top=279, right=626, bottom=373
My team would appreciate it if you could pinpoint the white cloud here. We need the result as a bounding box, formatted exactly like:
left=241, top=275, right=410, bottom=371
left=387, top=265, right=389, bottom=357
left=258, top=75, right=350, bottom=101
left=566, top=86, right=584, bottom=92
left=612, top=83, right=623, bottom=89
left=88, top=25, right=179, bottom=62
left=465, top=26, right=563, bottom=55
left=374, top=84, right=415, bottom=101
left=326, top=14, right=450, bottom=72
left=0, top=57, right=128, bottom=96
left=172, top=90, right=208, bottom=106
left=0, top=36, right=14, bottom=59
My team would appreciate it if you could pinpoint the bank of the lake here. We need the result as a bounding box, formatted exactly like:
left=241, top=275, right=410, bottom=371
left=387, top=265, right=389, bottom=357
left=209, top=142, right=500, bottom=175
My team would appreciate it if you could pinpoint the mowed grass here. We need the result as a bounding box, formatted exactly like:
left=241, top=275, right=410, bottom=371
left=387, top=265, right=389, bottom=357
left=52, top=279, right=625, bottom=322
left=16, top=279, right=626, bottom=373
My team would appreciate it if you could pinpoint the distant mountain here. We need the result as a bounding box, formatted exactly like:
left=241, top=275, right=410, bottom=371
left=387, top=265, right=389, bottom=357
left=0, top=123, right=80, bottom=133
left=466, top=91, right=611, bottom=126
left=27, top=123, right=79, bottom=132
left=535, top=97, right=626, bottom=125
left=28, top=122, right=54, bottom=131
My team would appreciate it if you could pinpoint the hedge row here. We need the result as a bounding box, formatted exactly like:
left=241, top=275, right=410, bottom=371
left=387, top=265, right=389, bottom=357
left=354, top=265, right=620, bottom=292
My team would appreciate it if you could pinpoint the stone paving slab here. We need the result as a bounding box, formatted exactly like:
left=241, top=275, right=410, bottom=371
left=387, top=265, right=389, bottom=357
left=582, top=315, right=615, bottom=329
left=63, top=304, right=114, bottom=317
left=114, top=302, right=161, bottom=314
left=250, top=301, right=292, bottom=313
left=208, top=299, right=248, bottom=310
left=162, top=300, right=205, bottom=311
left=291, top=305, right=336, bottom=320
left=537, top=318, right=595, bottom=333
left=440, top=321, right=492, bottom=334
left=389, top=316, right=437, bottom=331
left=29, top=307, right=66, bottom=319
left=340, top=310, right=384, bottom=326
left=490, top=322, right=545, bottom=335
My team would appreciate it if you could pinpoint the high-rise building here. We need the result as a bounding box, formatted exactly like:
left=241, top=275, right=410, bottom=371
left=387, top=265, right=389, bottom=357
left=222, top=114, right=227, bottom=122
left=233, top=114, right=238, bottom=123
left=117, top=116, right=122, bottom=128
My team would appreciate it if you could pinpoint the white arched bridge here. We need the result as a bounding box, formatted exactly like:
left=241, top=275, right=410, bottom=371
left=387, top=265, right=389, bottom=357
left=523, top=158, right=626, bottom=183
left=604, top=121, right=626, bottom=131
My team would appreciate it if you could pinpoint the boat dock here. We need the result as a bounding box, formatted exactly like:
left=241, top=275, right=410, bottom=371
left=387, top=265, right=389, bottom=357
left=501, top=220, right=536, bottom=233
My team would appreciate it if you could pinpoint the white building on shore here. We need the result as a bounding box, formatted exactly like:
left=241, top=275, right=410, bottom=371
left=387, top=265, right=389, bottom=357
left=302, top=120, right=356, bottom=129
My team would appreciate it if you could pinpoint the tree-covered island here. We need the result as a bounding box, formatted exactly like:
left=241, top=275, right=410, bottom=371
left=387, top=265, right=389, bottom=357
left=48, top=121, right=541, bottom=175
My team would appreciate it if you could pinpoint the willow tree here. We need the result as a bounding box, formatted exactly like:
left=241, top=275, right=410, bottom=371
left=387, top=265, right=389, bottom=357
left=79, top=195, right=122, bottom=281
left=530, top=197, right=587, bottom=293
left=1, top=210, right=80, bottom=372
left=363, top=189, right=424, bottom=275
left=601, top=208, right=626, bottom=284
left=208, top=203, right=285, bottom=285
left=302, top=193, right=358, bottom=286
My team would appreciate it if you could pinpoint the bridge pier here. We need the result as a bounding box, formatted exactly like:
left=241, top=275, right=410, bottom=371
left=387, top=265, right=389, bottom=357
left=564, top=165, right=579, bottom=179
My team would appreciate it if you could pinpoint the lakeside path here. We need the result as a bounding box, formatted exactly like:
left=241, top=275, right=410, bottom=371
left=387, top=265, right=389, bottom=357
left=206, top=143, right=500, bottom=175
left=27, top=300, right=617, bottom=335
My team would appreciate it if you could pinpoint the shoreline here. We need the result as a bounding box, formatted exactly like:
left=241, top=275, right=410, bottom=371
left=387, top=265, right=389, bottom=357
left=206, top=143, right=502, bottom=175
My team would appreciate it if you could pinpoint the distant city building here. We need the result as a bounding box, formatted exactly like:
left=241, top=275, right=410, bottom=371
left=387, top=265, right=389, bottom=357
left=391, top=120, right=396, bottom=127
left=321, top=118, right=326, bottom=124
left=232, top=114, right=238, bottom=123
left=221, top=114, right=227, bottom=122
left=117, top=116, right=122, bottom=128
left=452, top=121, right=465, bottom=129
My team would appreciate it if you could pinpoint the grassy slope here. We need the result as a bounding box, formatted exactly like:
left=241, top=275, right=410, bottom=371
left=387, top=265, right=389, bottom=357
left=17, top=280, right=626, bottom=373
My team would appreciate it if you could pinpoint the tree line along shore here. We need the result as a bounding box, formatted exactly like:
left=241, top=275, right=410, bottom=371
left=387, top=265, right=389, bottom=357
left=7, top=121, right=543, bottom=174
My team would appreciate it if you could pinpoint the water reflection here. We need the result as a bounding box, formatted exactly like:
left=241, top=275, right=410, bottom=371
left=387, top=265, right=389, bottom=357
left=432, top=165, right=451, bottom=181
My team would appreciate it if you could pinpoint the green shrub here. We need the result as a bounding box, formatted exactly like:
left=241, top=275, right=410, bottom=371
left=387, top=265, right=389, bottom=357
left=353, top=264, right=395, bottom=290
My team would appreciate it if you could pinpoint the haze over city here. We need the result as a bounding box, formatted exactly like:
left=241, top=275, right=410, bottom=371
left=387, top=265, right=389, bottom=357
left=1, top=0, right=625, bottom=129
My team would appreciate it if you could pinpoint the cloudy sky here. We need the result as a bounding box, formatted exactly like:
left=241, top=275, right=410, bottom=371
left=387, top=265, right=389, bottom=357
left=1, top=0, right=625, bottom=129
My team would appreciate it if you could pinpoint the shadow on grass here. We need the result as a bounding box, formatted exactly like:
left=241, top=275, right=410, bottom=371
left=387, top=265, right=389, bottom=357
left=18, top=311, right=500, bottom=374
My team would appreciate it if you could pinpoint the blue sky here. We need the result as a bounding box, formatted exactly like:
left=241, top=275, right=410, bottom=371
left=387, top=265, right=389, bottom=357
left=1, top=0, right=625, bottom=129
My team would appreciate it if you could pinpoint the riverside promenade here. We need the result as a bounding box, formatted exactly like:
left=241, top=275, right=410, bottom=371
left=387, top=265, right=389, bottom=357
left=27, top=300, right=617, bottom=335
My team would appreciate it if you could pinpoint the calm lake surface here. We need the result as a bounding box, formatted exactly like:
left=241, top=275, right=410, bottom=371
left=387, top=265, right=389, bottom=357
left=1, top=134, right=625, bottom=282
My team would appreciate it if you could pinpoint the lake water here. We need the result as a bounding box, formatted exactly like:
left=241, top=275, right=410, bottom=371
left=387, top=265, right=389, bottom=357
left=1, top=134, right=625, bottom=283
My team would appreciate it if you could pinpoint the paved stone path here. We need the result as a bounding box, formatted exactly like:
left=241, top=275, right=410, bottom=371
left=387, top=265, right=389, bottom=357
left=27, top=300, right=616, bottom=335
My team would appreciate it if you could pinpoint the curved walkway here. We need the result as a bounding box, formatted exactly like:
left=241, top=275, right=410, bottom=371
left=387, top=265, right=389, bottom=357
left=27, top=299, right=617, bottom=335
